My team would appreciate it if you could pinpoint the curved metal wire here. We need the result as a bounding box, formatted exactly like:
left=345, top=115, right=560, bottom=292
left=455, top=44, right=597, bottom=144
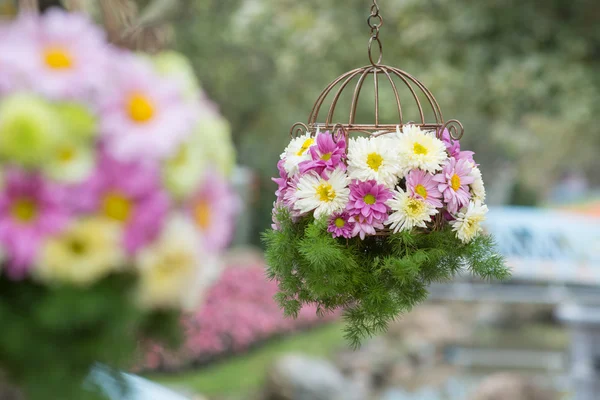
left=304, top=64, right=456, bottom=135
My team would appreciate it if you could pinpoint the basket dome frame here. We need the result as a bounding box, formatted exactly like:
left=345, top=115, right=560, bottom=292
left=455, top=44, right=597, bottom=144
left=290, top=64, right=464, bottom=141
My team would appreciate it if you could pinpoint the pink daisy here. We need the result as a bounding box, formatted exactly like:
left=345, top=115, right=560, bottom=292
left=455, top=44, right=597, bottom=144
left=70, top=152, right=170, bottom=254
left=272, top=159, right=288, bottom=202
left=405, top=169, right=443, bottom=208
left=0, top=18, right=38, bottom=94
left=439, top=128, right=475, bottom=164
left=0, top=168, right=70, bottom=279
left=433, top=158, right=475, bottom=213
left=99, top=54, right=197, bottom=163
left=346, top=180, right=392, bottom=222
left=351, top=215, right=384, bottom=240
left=4, top=10, right=110, bottom=100
left=271, top=201, right=283, bottom=231
left=327, top=211, right=355, bottom=239
left=188, top=171, right=238, bottom=252
left=282, top=174, right=306, bottom=221
left=299, top=131, right=346, bottom=176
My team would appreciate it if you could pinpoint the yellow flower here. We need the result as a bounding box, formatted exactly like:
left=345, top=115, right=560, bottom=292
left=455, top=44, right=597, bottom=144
left=135, top=214, right=221, bottom=310
left=35, top=217, right=125, bottom=286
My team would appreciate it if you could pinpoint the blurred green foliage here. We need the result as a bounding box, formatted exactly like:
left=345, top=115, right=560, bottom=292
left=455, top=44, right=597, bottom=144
left=0, top=273, right=181, bottom=400
left=170, top=0, right=600, bottom=244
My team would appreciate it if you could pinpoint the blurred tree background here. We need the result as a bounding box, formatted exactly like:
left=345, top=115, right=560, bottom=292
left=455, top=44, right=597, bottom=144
left=168, top=0, right=599, bottom=244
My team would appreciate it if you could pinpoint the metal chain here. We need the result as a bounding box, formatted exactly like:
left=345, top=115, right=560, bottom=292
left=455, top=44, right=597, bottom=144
left=367, top=0, right=383, bottom=65
left=367, top=0, right=383, bottom=39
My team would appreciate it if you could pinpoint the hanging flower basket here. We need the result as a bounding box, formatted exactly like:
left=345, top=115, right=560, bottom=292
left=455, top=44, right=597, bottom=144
left=0, top=9, right=237, bottom=399
left=263, top=2, right=509, bottom=347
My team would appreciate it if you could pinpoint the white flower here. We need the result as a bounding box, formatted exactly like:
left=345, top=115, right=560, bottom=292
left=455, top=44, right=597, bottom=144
left=450, top=200, right=488, bottom=243
left=386, top=189, right=438, bottom=233
left=295, top=167, right=350, bottom=219
left=347, top=135, right=402, bottom=188
left=469, top=166, right=486, bottom=202
left=163, top=141, right=207, bottom=199
left=395, top=124, right=447, bottom=173
left=281, top=131, right=315, bottom=176
left=135, top=214, right=222, bottom=310
left=45, top=142, right=95, bottom=183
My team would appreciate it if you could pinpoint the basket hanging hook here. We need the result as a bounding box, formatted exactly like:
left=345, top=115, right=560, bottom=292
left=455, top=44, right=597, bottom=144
left=367, top=0, right=383, bottom=66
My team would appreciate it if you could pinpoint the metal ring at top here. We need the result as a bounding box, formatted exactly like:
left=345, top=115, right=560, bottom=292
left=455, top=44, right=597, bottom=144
left=367, top=14, right=383, bottom=29
left=368, top=36, right=383, bottom=66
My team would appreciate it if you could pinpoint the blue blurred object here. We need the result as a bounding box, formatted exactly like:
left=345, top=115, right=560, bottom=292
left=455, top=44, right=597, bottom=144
left=88, top=364, right=190, bottom=400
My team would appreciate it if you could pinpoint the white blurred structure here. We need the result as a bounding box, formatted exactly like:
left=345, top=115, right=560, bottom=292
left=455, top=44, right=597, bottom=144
left=89, top=365, right=191, bottom=400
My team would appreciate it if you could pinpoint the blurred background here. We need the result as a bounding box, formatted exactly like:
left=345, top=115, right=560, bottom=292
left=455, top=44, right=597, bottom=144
left=3, top=0, right=600, bottom=399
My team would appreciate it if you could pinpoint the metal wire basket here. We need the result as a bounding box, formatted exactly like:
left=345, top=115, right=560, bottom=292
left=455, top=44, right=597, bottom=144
left=290, top=1, right=463, bottom=142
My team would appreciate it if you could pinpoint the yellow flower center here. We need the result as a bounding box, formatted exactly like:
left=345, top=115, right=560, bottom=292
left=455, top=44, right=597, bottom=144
left=450, top=174, right=461, bottom=191
left=364, top=194, right=376, bottom=205
left=405, top=198, right=425, bottom=217
left=68, top=238, right=87, bottom=255
left=334, top=217, right=346, bottom=228
left=321, top=152, right=332, bottom=161
left=127, top=93, right=155, bottom=123
left=194, top=199, right=211, bottom=230
left=296, top=138, right=315, bottom=156
left=11, top=198, right=38, bottom=223
left=366, top=152, right=383, bottom=171
left=316, top=182, right=336, bottom=202
left=414, top=184, right=428, bottom=199
left=57, top=147, right=76, bottom=163
left=44, top=47, right=73, bottom=69
left=413, top=142, right=428, bottom=155
left=102, top=192, right=133, bottom=223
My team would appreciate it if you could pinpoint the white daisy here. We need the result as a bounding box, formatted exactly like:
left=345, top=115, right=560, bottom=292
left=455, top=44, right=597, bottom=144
left=386, top=189, right=438, bottom=233
left=347, top=135, right=402, bottom=188
left=294, top=167, right=350, bottom=219
left=280, top=131, right=316, bottom=176
left=469, top=166, right=486, bottom=202
left=450, top=200, right=488, bottom=243
left=395, top=124, right=447, bottom=174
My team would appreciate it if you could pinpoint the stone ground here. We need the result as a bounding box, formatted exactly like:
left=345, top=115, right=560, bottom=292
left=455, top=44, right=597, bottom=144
left=260, top=301, right=566, bottom=400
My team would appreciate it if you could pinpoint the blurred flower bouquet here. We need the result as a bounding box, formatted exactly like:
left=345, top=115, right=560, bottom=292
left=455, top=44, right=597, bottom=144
left=263, top=127, right=509, bottom=346
left=0, top=10, right=237, bottom=399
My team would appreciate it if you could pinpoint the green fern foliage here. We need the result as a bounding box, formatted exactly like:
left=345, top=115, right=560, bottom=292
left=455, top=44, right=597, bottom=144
left=262, top=211, right=509, bottom=348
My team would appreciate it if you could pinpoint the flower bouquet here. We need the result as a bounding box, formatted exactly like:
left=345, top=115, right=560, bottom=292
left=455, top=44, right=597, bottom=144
left=263, top=126, right=509, bottom=346
left=0, top=11, right=237, bottom=399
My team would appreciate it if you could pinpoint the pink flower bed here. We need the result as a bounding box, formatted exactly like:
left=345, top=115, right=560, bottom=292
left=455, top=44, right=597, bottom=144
left=142, top=261, right=339, bottom=371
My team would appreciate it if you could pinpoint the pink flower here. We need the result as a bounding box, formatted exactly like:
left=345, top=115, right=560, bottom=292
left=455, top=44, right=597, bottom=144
left=188, top=171, right=238, bottom=252
left=352, top=214, right=384, bottom=240
left=406, top=169, right=443, bottom=208
left=0, top=169, right=70, bottom=279
left=271, top=201, right=283, bottom=231
left=99, top=54, right=196, bottom=163
left=439, top=128, right=475, bottom=164
left=282, top=175, right=306, bottom=221
left=70, top=152, right=170, bottom=254
left=299, top=131, right=346, bottom=176
left=0, top=19, right=37, bottom=94
left=272, top=159, right=288, bottom=202
left=327, top=211, right=355, bottom=239
left=433, top=158, right=475, bottom=213
left=346, top=180, right=392, bottom=222
left=2, top=11, right=110, bottom=99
